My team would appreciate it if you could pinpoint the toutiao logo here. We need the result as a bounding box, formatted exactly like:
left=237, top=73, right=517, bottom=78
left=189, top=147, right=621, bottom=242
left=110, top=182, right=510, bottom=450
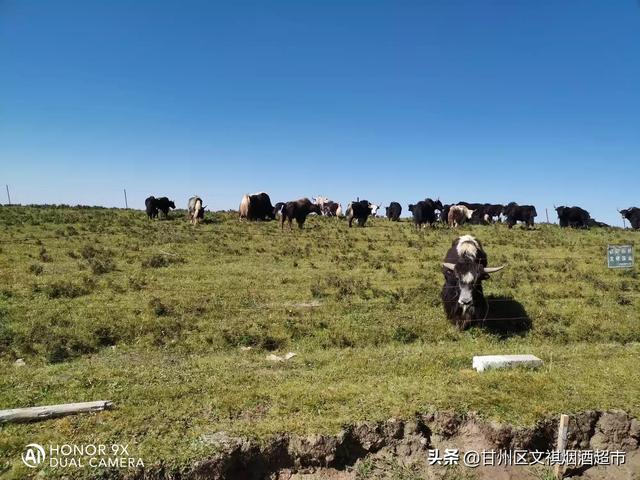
left=22, top=443, right=46, bottom=468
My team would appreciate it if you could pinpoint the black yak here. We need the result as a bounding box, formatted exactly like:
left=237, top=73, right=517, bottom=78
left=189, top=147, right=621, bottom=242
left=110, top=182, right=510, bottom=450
left=441, top=235, right=505, bottom=329
left=620, top=207, right=640, bottom=230
left=503, top=202, right=537, bottom=229
left=145, top=196, right=175, bottom=219
left=555, top=206, right=590, bottom=228
left=385, top=202, right=402, bottom=221
left=145, top=196, right=158, bottom=219
left=346, top=200, right=379, bottom=227
left=408, top=198, right=442, bottom=228
left=280, top=198, right=322, bottom=229
left=239, top=192, right=276, bottom=221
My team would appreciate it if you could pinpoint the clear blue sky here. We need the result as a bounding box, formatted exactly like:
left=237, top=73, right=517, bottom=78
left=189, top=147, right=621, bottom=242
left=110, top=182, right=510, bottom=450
left=1, top=1, right=639, bottom=224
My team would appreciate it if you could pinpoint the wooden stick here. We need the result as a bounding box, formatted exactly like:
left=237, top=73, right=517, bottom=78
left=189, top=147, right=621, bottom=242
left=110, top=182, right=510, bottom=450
left=554, top=413, right=569, bottom=479
left=0, top=400, right=113, bottom=424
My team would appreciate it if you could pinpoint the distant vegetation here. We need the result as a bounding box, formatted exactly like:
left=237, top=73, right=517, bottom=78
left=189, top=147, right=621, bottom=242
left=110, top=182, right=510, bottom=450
left=0, top=205, right=638, bottom=479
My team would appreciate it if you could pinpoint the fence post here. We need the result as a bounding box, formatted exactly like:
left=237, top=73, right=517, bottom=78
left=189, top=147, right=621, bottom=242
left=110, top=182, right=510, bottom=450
left=5, top=185, right=11, bottom=205
left=123, top=189, right=128, bottom=209
left=554, top=414, right=569, bottom=479
left=545, top=208, right=549, bottom=223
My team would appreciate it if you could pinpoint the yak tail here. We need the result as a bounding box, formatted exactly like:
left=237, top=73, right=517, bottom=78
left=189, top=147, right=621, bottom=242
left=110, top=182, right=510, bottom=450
left=239, top=194, right=250, bottom=218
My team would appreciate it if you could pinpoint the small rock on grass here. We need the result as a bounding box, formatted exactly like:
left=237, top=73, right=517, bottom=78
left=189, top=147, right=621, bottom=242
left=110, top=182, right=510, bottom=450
left=266, top=352, right=297, bottom=362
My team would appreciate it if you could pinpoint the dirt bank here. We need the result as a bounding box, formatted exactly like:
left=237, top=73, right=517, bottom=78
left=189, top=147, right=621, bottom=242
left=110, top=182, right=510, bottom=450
left=124, top=410, right=639, bottom=480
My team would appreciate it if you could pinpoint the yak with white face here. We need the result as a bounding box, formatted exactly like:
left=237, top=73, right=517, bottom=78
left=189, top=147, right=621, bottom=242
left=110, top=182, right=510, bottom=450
left=441, top=235, right=505, bottom=329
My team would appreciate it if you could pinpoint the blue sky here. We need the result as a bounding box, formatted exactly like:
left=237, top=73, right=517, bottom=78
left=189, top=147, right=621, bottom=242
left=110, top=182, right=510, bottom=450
left=1, top=1, right=639, bottom=224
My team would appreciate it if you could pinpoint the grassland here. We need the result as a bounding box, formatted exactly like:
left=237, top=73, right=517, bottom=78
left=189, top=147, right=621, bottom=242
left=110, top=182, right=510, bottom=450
left=0, top=205, right=639, bottom=478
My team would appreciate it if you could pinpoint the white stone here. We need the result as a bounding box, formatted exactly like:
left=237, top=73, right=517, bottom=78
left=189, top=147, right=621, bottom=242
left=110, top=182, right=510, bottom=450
left=472, top=354, right=543, bottom=372
left=266, top=352, right=297, bottom=362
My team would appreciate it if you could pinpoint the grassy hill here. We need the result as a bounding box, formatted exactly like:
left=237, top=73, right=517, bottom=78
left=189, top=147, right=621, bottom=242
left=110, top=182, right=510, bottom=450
left=1, top=206, right=638, bottom=478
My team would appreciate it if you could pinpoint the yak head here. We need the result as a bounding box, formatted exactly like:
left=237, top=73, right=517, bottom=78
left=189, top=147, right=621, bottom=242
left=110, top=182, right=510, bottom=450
left=502, top=203, right=516, bottom=216
left=433, top=198, right=444, bottom=211
left=169, top=200, right=176, bottom=209
left=369, top=203, right=380, bottom=216
left=310, top=203, right=323, bottom=215
left=442, top=261, right=505, bottom=316
left=619, top=208, right=632, bottom=219
left=555, top=206, right=568, bottom=217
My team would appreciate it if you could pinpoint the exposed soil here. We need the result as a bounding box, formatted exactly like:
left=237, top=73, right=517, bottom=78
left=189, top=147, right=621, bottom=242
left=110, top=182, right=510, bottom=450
left=126, top=410, right=639, bottom=480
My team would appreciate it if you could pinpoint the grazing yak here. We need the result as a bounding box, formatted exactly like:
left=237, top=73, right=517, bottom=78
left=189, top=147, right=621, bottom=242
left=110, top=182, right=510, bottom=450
left=187, top=196, right=206, bottom=225
left=502, top=202, right=537, bottom=229
left=281, top=198, right=322, bottom=230
left=322, top=201, right=342, bottom=217
left=587, top=219, right=610, bottom=228
left=408, top=198, right=442, bottom=228
left=239, top=192, right=276, bottom=221
left=145, top=196, right=175, bottom=219
left=145, top=196, right=158, bottom=219
left=313, top=196, right=342, bottom=217
left=441, top=235, right=505, bottom=329
left=453, top=203, right=503, bottom=225
left=439, top=204, right=452, bottom=223
left=273, top=202, right=286, bottom=218
left=457, top=202, right=484, bottom=211
left=312, top=196, right=329, bottom=208
left=620, top=207, right=640, bottom=229
left=555, top=206, right=590, bottom=228
left=484, top=204, right=504, bottom=223
left=385, top=202, right=402, bottom=221
left=346, top=200, right=376, bottom=227
left=447, top=205, right=474, bottom=228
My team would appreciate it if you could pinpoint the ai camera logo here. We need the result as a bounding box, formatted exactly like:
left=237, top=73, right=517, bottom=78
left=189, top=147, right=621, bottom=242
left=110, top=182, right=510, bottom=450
left=22, top=443, right=46, bottom=468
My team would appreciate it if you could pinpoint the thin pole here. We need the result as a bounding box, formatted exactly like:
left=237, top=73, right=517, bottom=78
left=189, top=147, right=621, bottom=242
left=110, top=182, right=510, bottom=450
left=545, top=208, right=549, bottom=223
left=5, top=185, right=10, bottom=205
left=123, top=189, right=128, bottom=209
left=554, top=414, right=569, bottom=479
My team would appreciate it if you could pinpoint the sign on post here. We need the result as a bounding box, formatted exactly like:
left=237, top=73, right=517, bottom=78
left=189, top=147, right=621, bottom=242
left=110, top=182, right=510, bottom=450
left=607, top=245, right=634, bottom=269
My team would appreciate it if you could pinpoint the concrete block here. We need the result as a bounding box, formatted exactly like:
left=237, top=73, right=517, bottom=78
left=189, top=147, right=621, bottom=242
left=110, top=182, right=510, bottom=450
left=472, top=354, right=543, bottom=372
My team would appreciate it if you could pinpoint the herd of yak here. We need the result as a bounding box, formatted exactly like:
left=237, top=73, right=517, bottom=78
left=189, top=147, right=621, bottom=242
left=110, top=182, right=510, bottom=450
left=142, top=193, right=638, bottom=329
left=146, top=192, right=640, bottom=231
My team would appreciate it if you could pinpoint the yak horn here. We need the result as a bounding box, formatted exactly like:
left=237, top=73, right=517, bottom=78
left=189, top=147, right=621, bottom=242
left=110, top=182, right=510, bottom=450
left=483, top=265, right=505, bottom=273
left=442, top=263, right=456, bottom=271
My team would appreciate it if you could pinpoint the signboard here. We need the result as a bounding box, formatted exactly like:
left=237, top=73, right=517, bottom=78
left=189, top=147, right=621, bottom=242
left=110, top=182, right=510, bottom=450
left=607, top=244, right=634, bottom=269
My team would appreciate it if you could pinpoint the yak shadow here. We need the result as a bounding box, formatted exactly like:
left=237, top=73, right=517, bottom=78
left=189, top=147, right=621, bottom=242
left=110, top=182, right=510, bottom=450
left=479, top=295, right=532, bottom=338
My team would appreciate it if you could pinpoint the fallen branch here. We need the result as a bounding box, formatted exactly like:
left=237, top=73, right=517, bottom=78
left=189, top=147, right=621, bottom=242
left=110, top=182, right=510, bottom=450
left=0, top=400, right=114, bottom=424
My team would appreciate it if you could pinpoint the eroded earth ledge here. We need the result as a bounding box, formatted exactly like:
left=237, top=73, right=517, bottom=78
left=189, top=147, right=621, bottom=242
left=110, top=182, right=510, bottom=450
left=123, top=410, right=639, bottom=479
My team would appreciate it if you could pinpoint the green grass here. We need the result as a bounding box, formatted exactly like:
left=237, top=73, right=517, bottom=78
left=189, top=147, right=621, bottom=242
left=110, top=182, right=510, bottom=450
left=0, top=205, right=639, bottom=478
